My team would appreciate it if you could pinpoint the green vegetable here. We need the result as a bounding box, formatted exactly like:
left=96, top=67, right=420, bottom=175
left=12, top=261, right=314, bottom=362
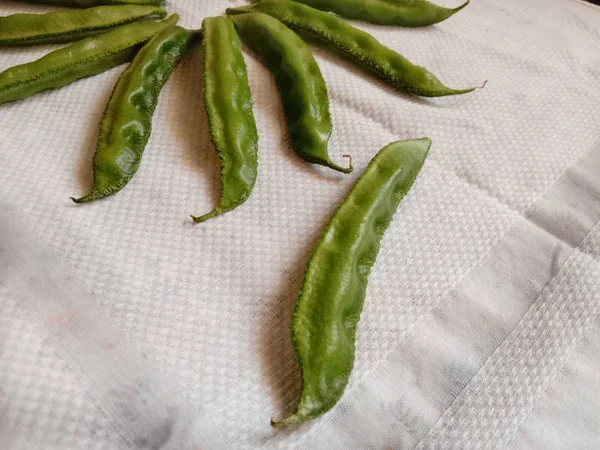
left=192, top=17, right=259, bottom=223
left=229, top=13, right=351, bottom=174
left=227, top=0, right=474, bottom=97
left=11, top=0, right=164, bottom=7
left=272, top=138, right=431, bottom=427
left=0, top=5, right=167, bottom=47
left=256, top=0, right=469, bottom=27
left=72, top=25, right=191, bottom=203
left=0, top=14, right=178, bottom=106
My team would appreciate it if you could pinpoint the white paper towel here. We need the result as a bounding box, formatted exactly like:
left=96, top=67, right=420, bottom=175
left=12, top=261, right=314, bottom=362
left=1, top=0, right=599, bottom=448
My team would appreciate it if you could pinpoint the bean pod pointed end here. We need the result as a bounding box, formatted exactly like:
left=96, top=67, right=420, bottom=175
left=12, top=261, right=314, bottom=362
left=326, top=154, right=353, bottom=174
left=271, top=414, right=303, bottom=429
left=70, top=195, right=93, bottom=204
left=191, top=209, right=221, bottom=223
left=455, top=0, right=470, bottom=14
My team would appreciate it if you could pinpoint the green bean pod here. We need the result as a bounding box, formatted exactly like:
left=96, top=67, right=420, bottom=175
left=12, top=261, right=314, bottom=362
left=228, top=0, right=474, bottom=97
left=11, top=0, right=163, bottom=6
left=253, top=0, right=469, bottom=27
left=72, top=25, right=191, bottom=203
left=0, top=15, right=178, bottom=106
left=272, top=137, right=431, bottom=428
left=229, top=13, right=351, bottom=174
left=0, top=5, right=167, bottom=47
left=191, top=17, right=259, bottom=223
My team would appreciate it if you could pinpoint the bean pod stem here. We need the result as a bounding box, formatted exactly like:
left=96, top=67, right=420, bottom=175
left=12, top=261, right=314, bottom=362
left=228, top=0, right=474, bottom=97
left=192, top=17, right=259, bottom=223
left=273, top=138, right=431, bottom=427
left=0, top=5, right=167, bottom=47
left=0, top=14, right=179, bottom=106
left=72, top=23, right=191, bottom=203
left=229, top=13, right=351, bottom=174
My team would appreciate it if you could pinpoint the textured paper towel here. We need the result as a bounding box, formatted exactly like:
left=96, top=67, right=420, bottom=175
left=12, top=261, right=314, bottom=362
left=1, top=0, right=600, bottom=448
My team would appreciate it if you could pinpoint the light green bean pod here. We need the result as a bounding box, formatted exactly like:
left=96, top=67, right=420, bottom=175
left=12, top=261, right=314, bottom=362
left=0, top=5, right=167, bottom=46
left=255, top=0, right=469, bottom=27
left=10, top=0, right=163, bottom=7
left=0, top=15, right=178, bottom=105
left=73, top=25, right=192, bottom=203
left=228, top=0, right=474, bottom=97
left=273, top=138, right=431, bottom=427
left=192, top=17, right=259, bottom=223
left=229, top=13, right=351, bottom=174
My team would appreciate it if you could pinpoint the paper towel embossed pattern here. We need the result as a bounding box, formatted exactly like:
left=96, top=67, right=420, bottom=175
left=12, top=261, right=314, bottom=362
left=227, top=0, right=475, bottom=97
left=0, top=5, right=167, bottom=46
left=230, top=12, right=353, bottom=174
left=272, top=138, right=431, bottom=427
left=0, top=15, right=178, bottom=105
left=72, top=23, right=191, bottom=203
left=268, top=0, right=470, bottom=27
left=191, top=16, right=259, bottom=223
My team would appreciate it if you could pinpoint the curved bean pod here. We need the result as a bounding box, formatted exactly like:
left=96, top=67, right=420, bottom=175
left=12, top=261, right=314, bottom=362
left=191, top=17, right=259, bottom=223
left=227, top=0, right=474, bottom=97
left=272, top=137, right=431, bottom=427
left=11, top=0, right=163, bottom=6
left=0, top=14, right=178, bottom=106
left=72, top=25, right=191, bottom=203
left=253, top=0, right=469, bottom=27
left=229, top=13, right=351, bottom=174
left=0, top=5, right=167, bottom=47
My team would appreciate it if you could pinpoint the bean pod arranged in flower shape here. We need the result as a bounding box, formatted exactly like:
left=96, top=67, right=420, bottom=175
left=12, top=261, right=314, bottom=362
left=1, top=0, right=477, bottom=429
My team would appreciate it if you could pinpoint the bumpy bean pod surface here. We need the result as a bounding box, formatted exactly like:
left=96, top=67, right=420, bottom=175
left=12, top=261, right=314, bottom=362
left=72, top=24, right=191, bottom=203
left=230, top=13, right=351, bottom=174
left=272, top=138, right=431, bottom=427
left=260, top=0, right=469, bottom=27
left=228, top=0, right=474, bottom=97
left=12, top=0, right=163, bottom=6
left=0, top=14, right=178, bottom=105
left=0, top=5, right=167, bottom=46
left=192, top=16, right=259, bottom=223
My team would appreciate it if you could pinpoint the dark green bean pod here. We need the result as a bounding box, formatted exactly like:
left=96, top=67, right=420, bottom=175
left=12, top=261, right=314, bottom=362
left=10, top=0, right=163, bottom=7
left=272, top=137, right=431, bottom=428
left=191, top=17, right=259, bottom=223
left=228, top=0, right=474, bottom=97
left=0, top=14, right=178, bottom=106
left=0, top=5, right=167, bottom=47
left=72, top=25, right=192, bottom=203
left=252, top=0, right=469, bottom=27
left=229, top=13, right=351, bottom=174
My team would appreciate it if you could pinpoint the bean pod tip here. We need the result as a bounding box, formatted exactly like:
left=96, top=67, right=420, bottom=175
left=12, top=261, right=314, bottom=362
left=327, top=154, right=353, bottom=174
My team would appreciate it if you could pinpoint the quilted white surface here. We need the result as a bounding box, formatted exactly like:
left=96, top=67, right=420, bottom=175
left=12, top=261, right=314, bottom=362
left=1, top=0, right=599, bottom=448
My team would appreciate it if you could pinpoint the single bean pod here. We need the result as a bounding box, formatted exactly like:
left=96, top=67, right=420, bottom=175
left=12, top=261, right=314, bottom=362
left=10, top=0, right=163, bottom=7
left=272, top=137, right=431, bottom=428
left=229, top=13, right=351, bottom=174
left=252, top=0, right=469, bottom=27
left=72, top=25, right=191, bottom=203
left=191, top=17, right=259, bottom=223
left=0, top=5, right=167, bottom=47
left=227, top=0, right=474, bottom=97
left=0, top=14, right=178, bottom=105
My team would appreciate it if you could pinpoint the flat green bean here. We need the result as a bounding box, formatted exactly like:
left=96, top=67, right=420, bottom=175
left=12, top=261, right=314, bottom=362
left=10, top=0, right=163, bottom=6
left=0, top=14, right=178, bottom=105
left=272, top=138, right=431, bottom=427
left=0, top=5, right=167, bottom=46
left=228, top=0, right=474, bottom=97
left=191, top=17, right=259, bottom=223
left=229, top=13, right=351, bottom=174
left=256, top=0, right=469, bottom=27
left=72, top=25, right=191, bottom=203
